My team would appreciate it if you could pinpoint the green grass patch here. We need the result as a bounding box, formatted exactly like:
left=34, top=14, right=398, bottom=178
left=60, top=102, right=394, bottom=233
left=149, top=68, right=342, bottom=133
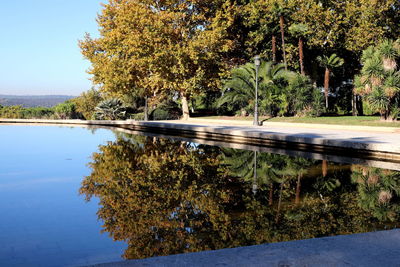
left=196, top=116, right=400, bottom=128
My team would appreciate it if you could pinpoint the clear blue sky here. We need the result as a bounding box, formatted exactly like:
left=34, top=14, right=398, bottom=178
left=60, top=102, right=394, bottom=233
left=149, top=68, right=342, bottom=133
left=0, top=0, right=103, bottom=96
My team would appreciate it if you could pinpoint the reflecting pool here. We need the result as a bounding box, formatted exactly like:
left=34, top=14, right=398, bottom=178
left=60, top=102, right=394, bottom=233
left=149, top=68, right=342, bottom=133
left=0, top=125, right=127, bottom=267
left=1, top=125, right=399, bottom=266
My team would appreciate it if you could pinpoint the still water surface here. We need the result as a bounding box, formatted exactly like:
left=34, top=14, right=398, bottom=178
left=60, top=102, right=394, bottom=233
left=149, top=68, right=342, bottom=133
left=0, top=125, right=399, bottom=266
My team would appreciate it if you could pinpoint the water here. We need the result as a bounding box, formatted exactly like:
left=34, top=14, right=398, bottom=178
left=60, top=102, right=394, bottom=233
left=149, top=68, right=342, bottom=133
left=0, top=125, right=127, bottom=267
left=0, top=125, right=399, bottom=266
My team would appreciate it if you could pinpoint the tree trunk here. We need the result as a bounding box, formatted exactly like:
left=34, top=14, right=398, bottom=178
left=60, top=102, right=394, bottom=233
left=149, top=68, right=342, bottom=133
left=357, top=96, right=364, bottom=116
left=324, top=67, right=330, bottom=109
left=275, top=181, right=284, bottom=223
left=181, top=93, right=190, bottom=120
left=322, top=160, right=328, bottom=177
left=299, top=38, right=305, bottom=75
left=279, top=16, right=287, bottom=70
left=352, top=91, right=357, bottom=116
left=295, top=173, right=302, bottom=205
left=191, top=99, right=195, bottom=113
left=269, top=183, right=274, bottom=206
left=252, top=151, right=258, bottom=195
left=272, top=35, right=277, bottom=63
left=144, top=96, right=148, bottom=121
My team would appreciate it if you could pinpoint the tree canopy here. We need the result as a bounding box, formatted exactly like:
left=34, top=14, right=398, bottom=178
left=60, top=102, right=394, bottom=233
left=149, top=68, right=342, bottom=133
left=80, top=0, right=238, bottom=119
left=80, top=0, right=400, bottom=119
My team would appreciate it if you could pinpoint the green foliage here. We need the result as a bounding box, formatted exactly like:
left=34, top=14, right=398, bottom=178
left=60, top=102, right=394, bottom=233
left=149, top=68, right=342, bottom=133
left=54, top=102, right=77, bottom=119
left=317, top=54, right=344, bottom=69
left=150, top=104, right=181, bottom=121
left=130, top=112, right=145, bottom=121
left=284, top=73, right=318, bottom=116
left=74, top=0, right=400, bottom=117
left=288, top=23, right=309, bottom=38
left=351, top=166, right=400, bottom=221
left=94, top=98, right=127, bottom=120
left=71, top=88, right=103, bottom=120
left=218, top=60, right=315, bottom=117
left=355, top=39, right=400, bottom=121
left=0, top=105, right=55, bottom=119
left=80, top=0, right=237, bottom=119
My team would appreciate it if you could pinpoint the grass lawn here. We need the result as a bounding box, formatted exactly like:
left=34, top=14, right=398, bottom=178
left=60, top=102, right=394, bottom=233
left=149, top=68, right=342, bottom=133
left=196, top=116, right=400, bottom=128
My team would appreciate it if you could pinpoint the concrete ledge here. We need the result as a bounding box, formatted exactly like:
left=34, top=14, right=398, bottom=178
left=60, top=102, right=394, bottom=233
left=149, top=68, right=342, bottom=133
left=87, top=229, right=400, bottom=267
left=1, top=118, right=400, bottom=162
left=188, top=118, right=400, bottom=133
left=112, top=127, right=400, bottom=171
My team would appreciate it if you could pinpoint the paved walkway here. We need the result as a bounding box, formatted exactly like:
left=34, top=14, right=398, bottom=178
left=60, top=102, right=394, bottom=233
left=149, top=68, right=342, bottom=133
left=88, top=229, right=400, bottom=267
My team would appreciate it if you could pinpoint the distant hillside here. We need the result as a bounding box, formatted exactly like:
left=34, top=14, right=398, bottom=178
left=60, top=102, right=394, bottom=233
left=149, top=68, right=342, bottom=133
left=0, top=95, right=75, bottom=108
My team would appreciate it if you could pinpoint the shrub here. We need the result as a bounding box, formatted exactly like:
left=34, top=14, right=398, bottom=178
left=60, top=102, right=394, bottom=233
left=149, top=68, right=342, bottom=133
left=94, top=98, right=127, bottom=120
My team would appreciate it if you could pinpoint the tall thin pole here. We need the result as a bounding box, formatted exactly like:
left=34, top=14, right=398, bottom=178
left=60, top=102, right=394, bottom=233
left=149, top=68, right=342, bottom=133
left=254, top=55, right=260, bottom=126
left=252, top=151, right=258, bottom=195
left=144, top=96, right=148, bottom=121
left=280, top=15, right=287, bottom=71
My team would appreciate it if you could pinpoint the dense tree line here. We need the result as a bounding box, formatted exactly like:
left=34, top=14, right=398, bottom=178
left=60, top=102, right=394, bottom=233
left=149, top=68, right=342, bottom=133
left=0, top=103, right=77, bottom=119
left=79, top=0, right=399, bottom=121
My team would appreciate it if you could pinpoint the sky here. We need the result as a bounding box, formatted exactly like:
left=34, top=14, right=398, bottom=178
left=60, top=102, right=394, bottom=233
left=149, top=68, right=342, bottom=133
left=0, top=0, right=104, bottom=96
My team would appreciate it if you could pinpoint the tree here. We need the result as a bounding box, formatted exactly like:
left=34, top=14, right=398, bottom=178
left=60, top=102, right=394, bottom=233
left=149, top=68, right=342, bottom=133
left=272, top=1, right=290, bottom=70
left=354, top=39, right=400, bottom=121
left=351, top=165, right=400, bottom=221
left=288, top=23, right=308, bottom=75
left=54, top=102, right=77, bottom=119
left=80, top=137, right=260, bottom=259
left=243, top=0, right=400, bottom=109
left=284, top=73, right=318, bottom=116
left=317, top=54, right=344, bottom=109
left=80, top=0, right=237, bottom=121
left=217, top=61, right=293, bottom=116
left=71, top=88, right=103, bottom=120
left=342, top=0, right=400, bottom=53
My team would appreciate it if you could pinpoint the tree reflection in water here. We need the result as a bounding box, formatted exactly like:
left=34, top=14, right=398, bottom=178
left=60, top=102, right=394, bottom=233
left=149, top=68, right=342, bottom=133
left=80, top=134, right=400, bottom=260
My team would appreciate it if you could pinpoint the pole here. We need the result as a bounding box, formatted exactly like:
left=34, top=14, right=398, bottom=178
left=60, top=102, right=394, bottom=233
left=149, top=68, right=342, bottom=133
left=144, top=96, right=148, bottom=121
left=254, top=55, right=260, bottom=126
left=252, top=151, right=258, bottom=195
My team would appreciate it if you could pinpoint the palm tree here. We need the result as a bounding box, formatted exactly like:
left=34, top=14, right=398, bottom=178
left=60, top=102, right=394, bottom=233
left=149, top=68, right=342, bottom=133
left=289, top=157, right=312, bottom=204
left=220, top=148, right=255, bottom=181
left=289, top=23, right=308, bottom=75
left=272, top=3, right=289, bottom=70
left=380, top=39, right=399, bottom=71
left=94, top=98, right=127, bottom=120
left=355, top=39, right=400, bottom=121
left=317, top=54, right=344, bottom=108
left=351, top=166, right=400, bottom=221
left=217, top=61, right=291, bottom=116
left=272, top=35, right=277, bottom=63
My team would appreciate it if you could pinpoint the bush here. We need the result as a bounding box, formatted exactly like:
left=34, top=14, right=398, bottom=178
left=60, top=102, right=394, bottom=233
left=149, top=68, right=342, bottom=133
left=94, top=98, right=127, bottom=120
left=0, top=106, right=56, bottom=119
left=130, top=112, right=145, bottom=120
left=71, top=88, right=103, bottom=120
left=150, top=102, right=181, bottom=120
left=54, top=102, right=77, bottom=119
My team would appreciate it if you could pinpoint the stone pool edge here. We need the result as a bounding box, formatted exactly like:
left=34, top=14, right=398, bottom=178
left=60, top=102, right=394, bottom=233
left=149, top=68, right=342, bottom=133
left=1, top=118, right=400, bottom=162
left=86, top=229, right=400, bottom=267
